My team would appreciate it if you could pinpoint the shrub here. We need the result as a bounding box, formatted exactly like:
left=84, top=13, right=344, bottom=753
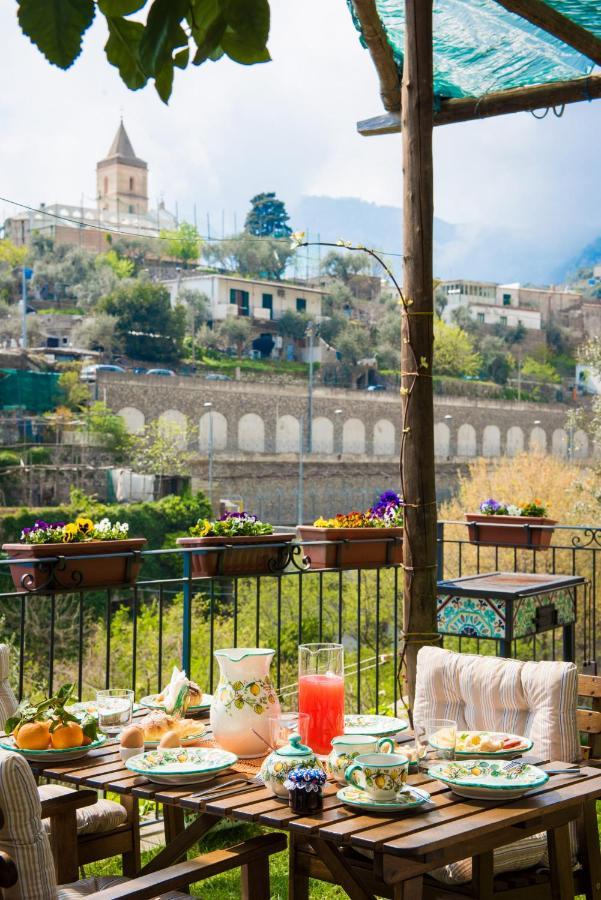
left=0, top=451, right=20, bottom=468
left=27, top=447, right=51, bottom=465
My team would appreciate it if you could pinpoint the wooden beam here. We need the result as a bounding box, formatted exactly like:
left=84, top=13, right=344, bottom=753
left=492, top=0, right=601, bottom=66
left=400, top=0, right=437, bottom=705
left=351, top=0, right=401, bottom=112
left=358, top=74, right=601, bottom=134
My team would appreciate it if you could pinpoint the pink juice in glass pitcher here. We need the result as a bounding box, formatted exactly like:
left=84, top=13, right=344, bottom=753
left=298, top=644, right=344, bottom=756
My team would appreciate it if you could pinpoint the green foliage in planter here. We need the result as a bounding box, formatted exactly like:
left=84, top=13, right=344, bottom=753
left=0, top=489, right=211, bottom=584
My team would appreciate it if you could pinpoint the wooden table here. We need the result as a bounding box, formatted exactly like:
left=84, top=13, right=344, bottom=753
left=32, top=743, right=601, bottom=900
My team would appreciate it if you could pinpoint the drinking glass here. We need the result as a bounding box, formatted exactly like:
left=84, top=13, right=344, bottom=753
left=414, top=718, right=457, bottom=772
left=298, top=643, right=344, bottom=756
left=269, top=712, right=310, bottom=749
left=96, top=689, right=134, bottom=735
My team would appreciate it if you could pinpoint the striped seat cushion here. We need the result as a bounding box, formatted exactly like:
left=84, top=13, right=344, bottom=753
left=414, top=646, right=579, bottom=884
left=57, top=877, right=189, bottom=899
left=38, top=784, right=128, bottom=835
left=0, top=750, right=56, bottom=900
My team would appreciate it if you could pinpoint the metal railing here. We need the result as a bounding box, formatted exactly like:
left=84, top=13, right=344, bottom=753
left=3, top=523, right=600, bottom=709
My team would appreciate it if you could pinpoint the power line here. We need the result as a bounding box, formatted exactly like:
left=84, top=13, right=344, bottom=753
left=0, top=195, right=405, bottom=260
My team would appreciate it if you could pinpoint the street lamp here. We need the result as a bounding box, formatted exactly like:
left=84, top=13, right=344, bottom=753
left=203, top=402, right=213, bottom=509
left=306, top=322, right=315, bottom=453
left=444, top=414, right=453, bottom=420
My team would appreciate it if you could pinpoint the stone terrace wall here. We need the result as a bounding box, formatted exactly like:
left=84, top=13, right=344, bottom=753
left=99, top=372, right=592, bottom=462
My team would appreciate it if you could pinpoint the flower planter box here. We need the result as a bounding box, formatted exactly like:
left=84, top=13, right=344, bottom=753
left=297, top=526, right=403, bottom=570
left=2, top=538, right=147, bottom=593
left=177, top=533, right=295, bottom=577
left=465, top=514, right=557, bottom=549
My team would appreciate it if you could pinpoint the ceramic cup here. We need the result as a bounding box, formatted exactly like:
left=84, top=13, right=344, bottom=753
left=328, top=734, right=395, bottom=785
left=344, top=752, right=409, bottom=802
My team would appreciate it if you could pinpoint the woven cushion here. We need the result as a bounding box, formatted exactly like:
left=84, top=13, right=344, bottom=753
left=0, top=750, right=56, bottom=900
left=57, top=876, right=190, bottom=899
left=415, top=647, right=580, bottom=884
left=0, top=644, right=18, bottom=729
left=38, top=784, right=128, bottom=835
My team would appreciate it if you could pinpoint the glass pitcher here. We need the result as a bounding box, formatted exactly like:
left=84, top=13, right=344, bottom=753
left=298, top=643, right=344, bottom=756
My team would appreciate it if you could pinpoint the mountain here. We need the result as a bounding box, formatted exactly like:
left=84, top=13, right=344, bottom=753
left=556, top=236, right=601, bottom=282
left=289, top=195, right=589, bottom=285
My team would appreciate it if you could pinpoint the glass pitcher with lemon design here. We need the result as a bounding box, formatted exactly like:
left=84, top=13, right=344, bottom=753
left=211, top=648, right=280, bottom=758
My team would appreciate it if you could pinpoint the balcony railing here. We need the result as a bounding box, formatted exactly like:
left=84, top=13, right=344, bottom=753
left=3, top=524, right=599, bottom=708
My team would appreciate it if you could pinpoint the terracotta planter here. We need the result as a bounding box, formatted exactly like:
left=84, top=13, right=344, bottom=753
left=2, top=538, right=147, bottom=593
left=465, top=514, right=557, bottom=549
left=177, top=533, right=295, bottom=577
left=297, top=526, right=403, bottom=570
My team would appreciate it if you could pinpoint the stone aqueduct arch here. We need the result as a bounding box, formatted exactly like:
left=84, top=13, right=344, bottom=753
left=116, top=405, right=590, bottom=459
left=117, top=407, right=145, bottom=434
left=199, top=411, right=228, bottom=451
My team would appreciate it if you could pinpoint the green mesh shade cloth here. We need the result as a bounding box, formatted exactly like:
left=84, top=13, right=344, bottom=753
left=349, top=0, right=600, bottom=100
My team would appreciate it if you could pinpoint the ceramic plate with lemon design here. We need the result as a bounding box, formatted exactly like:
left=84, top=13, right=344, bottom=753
left=337, top=784, right=430, bottom=812
left=344, top=714, right=408, bottom=737
left=0, top=733, right=107, bottom=763
left=126, top=746, right=237, bottom=785
left=139, top=694, right=212, bottom=714
left=430, top=760, right=549, bottom=799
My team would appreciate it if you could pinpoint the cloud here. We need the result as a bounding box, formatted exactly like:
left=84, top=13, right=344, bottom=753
left=1, top=1, right=599, bottom=258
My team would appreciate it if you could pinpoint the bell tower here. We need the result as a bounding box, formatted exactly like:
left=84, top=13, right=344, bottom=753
left=96, top=120, right=148, bottom=216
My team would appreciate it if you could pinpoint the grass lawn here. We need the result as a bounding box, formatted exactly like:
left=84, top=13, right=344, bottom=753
left=87, top=819, right=346, bottom=899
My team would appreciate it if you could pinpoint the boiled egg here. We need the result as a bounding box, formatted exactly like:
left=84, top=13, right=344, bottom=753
left=158, top=730, right=181, bottom=749
left=120, top=725, right=144, bottom=749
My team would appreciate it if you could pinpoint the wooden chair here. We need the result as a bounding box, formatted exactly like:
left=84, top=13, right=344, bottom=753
left=577, top=672, right=601, bottom=763
left=0, top=645, right=140, bottom=878
left=0, top=748, right=286, bottom=899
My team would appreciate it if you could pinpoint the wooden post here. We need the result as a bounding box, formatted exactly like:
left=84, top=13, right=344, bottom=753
left=401, top=0, right=437, bottom=705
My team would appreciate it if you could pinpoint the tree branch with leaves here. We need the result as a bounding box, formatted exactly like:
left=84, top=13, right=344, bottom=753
left=16, top=0, right=272, bottom=103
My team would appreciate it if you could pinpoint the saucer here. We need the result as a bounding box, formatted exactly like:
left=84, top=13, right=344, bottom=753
left=337, top=784, right=430, bottom=812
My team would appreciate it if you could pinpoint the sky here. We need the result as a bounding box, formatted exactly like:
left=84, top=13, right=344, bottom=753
left=0, top=1, right=600, bottom=276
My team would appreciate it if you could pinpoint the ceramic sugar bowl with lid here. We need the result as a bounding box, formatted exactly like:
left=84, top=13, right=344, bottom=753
left=260, top=733, right=325, bottom=798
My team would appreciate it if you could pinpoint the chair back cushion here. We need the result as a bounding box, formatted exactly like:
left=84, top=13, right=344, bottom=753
left=0, top=750, right=56, bottom=900
left=0, top=647, right=18, bottom=730
left=414, top=646, right=580, bottom=763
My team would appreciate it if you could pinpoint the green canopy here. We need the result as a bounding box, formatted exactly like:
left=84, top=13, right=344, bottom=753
left=349, top=0, right=600, bottom=101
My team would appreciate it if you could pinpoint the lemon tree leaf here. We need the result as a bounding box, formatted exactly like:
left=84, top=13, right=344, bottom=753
left=17, top=0, right=95, bottom=69
left=105, top=17, right=149, bottom=90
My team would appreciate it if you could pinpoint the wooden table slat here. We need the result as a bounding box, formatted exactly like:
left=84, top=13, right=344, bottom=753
left=379, top=769, right=601, bottom=856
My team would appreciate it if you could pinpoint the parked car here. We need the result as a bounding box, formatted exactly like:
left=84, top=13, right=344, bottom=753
left=80, top=364, right=125, bottom=383
left=366, top=384, right=386, bottom=392
left=204, top=373, right=232, bottom=381
left=146, top=368, right=176, bottom=377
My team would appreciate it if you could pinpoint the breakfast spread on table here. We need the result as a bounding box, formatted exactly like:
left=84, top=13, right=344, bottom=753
left=10, top=645, right=540, bottom=809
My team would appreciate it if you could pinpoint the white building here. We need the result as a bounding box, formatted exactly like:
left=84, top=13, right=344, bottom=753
left=163, top=272, right=332, bottom=362
left=439, top=279, right=542, bottom=330
left=164, top=273, right=325, bottom=323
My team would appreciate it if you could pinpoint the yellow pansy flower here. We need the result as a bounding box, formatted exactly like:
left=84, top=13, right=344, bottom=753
left=75, top=516, right=94, bottom=535
left=198, top=519, right=212, bottom=537
left=63, top=523, right=78, bottom=542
